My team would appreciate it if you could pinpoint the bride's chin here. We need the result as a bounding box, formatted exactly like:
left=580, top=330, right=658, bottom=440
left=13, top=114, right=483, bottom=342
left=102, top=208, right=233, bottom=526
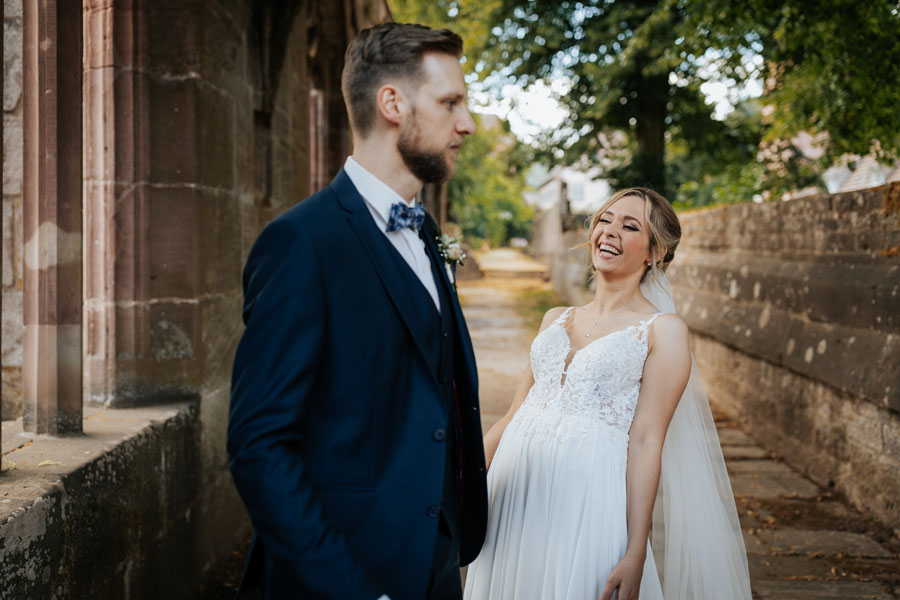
left=594, top=263, right=644, bottom=280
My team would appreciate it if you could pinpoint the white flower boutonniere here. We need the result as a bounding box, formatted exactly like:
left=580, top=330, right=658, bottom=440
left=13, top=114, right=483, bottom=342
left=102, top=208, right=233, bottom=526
left=436, top=233, right=466, bottom=286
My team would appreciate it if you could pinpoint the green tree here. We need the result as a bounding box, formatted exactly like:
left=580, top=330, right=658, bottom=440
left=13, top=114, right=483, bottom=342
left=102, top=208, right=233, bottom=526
left=390, top=0, right=497, bottom=76
left=449, top=115, right=534, bottom=246
left=675, top=0, right=900, bottom=166
left=477, top=0, right=900, bottom=203
left=478, top=0, right=720, bottom=198
left=391, top=1, right=535, bottom=245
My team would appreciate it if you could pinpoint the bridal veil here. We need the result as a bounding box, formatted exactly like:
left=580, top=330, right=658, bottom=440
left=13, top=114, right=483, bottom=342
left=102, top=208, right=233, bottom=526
left=640, top=271, right=752, bottom=599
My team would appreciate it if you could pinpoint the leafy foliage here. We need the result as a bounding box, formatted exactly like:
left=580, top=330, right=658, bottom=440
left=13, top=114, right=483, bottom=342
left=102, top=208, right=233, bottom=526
left=449, top=116, right=534, bottom=247
left=474, top=0, right=900, bottom=204
left=389, top=0, right=498, bottom=76
left=391, top=1, right=535, bottom=246
left=675, top=0, right=900, bottom=164
left=390, top=0, right=900, bottom=213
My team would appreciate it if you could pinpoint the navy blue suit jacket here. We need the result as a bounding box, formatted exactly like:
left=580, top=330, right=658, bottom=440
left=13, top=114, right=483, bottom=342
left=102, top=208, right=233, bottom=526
left=227, top=169, right=488, bottom=599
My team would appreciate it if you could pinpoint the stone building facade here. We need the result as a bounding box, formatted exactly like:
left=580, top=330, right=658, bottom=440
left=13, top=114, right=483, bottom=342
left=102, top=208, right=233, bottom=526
left=1, top=0, right=391, bottom=597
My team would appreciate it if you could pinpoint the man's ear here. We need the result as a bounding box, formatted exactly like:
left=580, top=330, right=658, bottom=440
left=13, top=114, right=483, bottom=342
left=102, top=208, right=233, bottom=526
left=376, top=84, right=405, bottom=126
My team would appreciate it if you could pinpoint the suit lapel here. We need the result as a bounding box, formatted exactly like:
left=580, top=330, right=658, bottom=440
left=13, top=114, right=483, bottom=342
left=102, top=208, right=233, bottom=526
left=421, top=217, right=479, bottom=391
left=330, top=170, right=439, bottom=382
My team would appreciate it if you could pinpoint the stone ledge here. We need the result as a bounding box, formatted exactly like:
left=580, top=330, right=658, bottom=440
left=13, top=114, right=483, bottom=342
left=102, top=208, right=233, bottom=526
left=678, top=183, right=900, bottom=257
left=0, top=400, right=246, bottom=600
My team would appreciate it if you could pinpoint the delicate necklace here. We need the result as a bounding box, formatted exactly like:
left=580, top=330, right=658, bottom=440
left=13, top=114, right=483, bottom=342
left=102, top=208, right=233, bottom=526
left=577, top=301, right=637, bottom=338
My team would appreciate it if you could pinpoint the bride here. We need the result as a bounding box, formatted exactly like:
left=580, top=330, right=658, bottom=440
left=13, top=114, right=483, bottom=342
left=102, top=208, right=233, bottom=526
left=464, top=188, right=751, bottom=599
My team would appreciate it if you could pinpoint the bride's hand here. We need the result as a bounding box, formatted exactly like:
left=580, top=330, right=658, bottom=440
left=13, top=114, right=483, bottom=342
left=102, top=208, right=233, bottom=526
left=600, top=553, right=645, bottom=600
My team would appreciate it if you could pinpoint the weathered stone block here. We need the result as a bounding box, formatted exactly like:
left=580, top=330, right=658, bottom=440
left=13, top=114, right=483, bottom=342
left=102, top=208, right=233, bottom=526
left=147, top=187, right=199, bottom=299
left=755, top=528, right=891, bottom=558
left=146, top=186, right=243, bottom=299
left=3, top=17, right=23, bottom=111
left=198, top=291, right=242, bottom=390
left=3, top=114, right=22, bottom=195
left=145, top=3, right=201, bottom=76
left=2, top=289, right=22, bottom=366
left=2, top=365, right=22, bottom=419
left=2, top=195, right=19, bottom=287
left=148, top=77, right=234, bottom=189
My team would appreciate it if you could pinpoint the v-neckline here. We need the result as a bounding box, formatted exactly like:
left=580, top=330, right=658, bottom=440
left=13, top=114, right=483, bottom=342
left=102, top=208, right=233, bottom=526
left=554, top=309, right=659, bottom=389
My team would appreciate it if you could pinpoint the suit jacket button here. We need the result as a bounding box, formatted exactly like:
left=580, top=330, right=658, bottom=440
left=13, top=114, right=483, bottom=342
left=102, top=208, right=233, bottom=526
left=442, top=331, right=449, bottom=340
left=433, top=428, right=446, bottom=441
left=440, top=375, right=448, bottom=384
left=426, top=505, right=439, bottom=519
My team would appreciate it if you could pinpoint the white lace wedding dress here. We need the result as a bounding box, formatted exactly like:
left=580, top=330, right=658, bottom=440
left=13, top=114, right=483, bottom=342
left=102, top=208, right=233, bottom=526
left=464, top=307, right=665, bottom=600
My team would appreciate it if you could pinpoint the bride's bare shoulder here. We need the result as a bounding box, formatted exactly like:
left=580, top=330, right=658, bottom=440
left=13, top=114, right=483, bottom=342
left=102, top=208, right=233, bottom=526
left=538, top=306, right=570, bottom=332
left=648, top=313, right=689, bottom=352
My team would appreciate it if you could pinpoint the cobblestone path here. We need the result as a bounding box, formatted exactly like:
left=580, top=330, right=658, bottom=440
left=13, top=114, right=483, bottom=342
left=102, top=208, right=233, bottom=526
left=458, top=250, right=900, bottom=600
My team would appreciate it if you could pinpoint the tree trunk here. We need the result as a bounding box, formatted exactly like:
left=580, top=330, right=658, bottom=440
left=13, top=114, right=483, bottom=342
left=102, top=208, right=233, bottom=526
left=633, top=73, right=669, bottom=198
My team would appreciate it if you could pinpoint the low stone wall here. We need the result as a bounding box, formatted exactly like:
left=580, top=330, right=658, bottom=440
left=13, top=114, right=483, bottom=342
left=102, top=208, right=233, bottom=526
left=536, top=184, right=900, bottom=528
left=668, top=184, right=900, bottom=529
left=0, top=401, right=248, bottom=600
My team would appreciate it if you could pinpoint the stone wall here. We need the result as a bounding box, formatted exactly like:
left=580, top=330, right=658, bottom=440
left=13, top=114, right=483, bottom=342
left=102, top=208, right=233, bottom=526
left=667, top=184, right=900, bottom=529
left=1, top=1, right=390, bottom=597
left=3, top=0, right=23, bottom=420
left=533, top=184, right=900, bottom=528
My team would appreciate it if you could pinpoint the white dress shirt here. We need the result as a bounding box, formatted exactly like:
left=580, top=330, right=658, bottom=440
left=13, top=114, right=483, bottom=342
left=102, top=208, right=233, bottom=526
left=344, top=157, right=441, bottom=313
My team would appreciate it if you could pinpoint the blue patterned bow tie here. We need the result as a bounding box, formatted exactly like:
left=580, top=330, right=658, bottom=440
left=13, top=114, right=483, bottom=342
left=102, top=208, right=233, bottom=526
left=386, top=202, right=425, bottom=232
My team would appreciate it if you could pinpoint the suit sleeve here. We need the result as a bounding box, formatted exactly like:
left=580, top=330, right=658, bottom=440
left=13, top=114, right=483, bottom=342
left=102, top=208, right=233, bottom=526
left=227, top=219, right=382, bottom=597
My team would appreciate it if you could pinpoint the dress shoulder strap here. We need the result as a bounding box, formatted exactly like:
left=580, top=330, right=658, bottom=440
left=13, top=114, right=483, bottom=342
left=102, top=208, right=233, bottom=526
left=552, top=306, right=575, bottom=325
left=637, top=312, right=665, bottom=334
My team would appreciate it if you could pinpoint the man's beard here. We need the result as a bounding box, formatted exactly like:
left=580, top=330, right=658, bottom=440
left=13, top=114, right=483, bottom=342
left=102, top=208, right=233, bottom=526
left=397, top=118, right=452, bottom=184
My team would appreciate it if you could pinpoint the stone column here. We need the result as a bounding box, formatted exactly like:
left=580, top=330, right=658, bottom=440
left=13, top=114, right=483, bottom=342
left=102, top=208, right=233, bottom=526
left=82, top=0, right=150, bottom=406
left=22, top=0, right=83, bottom=434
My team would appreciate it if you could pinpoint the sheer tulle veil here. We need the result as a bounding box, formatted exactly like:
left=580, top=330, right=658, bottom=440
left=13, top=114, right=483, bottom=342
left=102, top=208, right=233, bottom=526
left=640, top=271, right=752, bottom=599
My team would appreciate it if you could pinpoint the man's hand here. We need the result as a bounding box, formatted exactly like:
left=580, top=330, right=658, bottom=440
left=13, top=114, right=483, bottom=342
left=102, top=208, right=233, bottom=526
left=600, top=553, right=645, bottom=600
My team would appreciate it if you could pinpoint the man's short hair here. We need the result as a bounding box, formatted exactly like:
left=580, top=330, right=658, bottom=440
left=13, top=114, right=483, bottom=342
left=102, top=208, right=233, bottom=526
left=342, top=22, right=463, bottom=138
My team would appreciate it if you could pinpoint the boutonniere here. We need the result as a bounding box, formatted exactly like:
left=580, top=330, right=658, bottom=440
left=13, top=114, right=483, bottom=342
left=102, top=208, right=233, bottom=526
left=436, top=233, right=466, bottom=286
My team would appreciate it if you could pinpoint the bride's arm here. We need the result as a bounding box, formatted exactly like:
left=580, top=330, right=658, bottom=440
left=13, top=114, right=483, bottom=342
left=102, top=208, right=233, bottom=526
left=482, top=306, right=567, bottom=470
left=601, top=314, right=691, bottom=600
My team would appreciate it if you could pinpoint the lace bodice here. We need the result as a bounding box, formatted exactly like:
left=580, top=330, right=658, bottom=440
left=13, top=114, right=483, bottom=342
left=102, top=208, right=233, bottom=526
left=518, top=307, right=662, bottom=437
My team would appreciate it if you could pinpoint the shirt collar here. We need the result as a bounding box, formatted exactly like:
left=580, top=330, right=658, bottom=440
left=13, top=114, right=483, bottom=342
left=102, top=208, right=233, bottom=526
left=344, top=156, right=417, bottom=224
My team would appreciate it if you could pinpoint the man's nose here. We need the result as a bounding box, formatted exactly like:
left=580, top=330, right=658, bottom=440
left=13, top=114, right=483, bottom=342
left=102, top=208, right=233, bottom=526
left=458, top=107, right=476, bottom=135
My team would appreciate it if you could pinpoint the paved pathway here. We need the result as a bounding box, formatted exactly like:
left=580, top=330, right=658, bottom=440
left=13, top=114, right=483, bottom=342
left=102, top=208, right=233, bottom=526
left=458, top=249, right=900, bottom=600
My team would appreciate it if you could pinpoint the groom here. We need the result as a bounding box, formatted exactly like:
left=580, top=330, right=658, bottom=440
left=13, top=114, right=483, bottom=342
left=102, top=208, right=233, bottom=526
left=227, top=22, right=488, bottom=600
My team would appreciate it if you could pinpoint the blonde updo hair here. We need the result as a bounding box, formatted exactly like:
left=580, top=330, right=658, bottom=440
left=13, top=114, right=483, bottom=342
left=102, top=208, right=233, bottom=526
left=585, top=187, right=681, bottom=282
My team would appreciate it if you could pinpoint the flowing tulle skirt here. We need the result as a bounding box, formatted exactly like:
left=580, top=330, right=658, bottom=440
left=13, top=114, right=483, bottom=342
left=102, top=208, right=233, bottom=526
left=464, top=404, right=664, bottom=600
